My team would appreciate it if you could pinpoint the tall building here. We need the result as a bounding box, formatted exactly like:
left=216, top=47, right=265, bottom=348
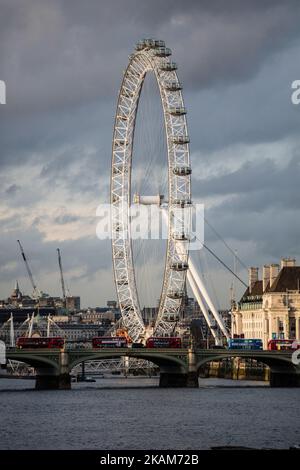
left=232, top=258, right=300, bottom=348
left=107, top=300, right=118, bottom=309
left=66, top=296, right=80, bottom=312
left=10, top=281, right=22, bottom=304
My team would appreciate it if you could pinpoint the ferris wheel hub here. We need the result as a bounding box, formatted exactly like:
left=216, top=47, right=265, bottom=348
left=133, top=194, right=166, bottom=206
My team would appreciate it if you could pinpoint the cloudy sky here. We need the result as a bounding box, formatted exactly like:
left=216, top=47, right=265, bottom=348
left=1, top=0, right=300, bottom=308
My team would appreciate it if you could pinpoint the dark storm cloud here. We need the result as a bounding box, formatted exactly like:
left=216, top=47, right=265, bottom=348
left=5, top=184, right=20, bottom=195
left=0, top=98, right=113, bottom=168
left=206, top=203, right=300, bottom=260
left=54, top=214, right=80, bottom=225
left=1, top=0, right=300, bottom=114
left=187, top=35, right=300, bottom=152
left=1, top=0, right=299, bottom=173
left=194, top=153, right=300, bottom=264
left=193, top=155, right=300, bottom=205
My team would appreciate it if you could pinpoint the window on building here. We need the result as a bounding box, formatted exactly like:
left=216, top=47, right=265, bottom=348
left=290, top=318, right=296, bottom=339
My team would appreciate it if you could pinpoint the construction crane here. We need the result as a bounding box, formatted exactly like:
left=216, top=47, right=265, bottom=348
left=57, top=248, right=66, bottom=303
left=17, top=240, right=40, bottom=298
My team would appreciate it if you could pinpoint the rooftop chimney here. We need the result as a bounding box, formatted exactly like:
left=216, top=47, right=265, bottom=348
left=269, top=264, right=279, bottom=288
left=248, top=267, right=259, bottom=293
left=281, top=257, right=296, bottom=269
left=263, top=265, right=270, bottom=292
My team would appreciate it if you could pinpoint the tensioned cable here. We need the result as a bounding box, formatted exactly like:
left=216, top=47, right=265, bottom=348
left=201, top=242, right=248, bottom=288
left=204, top=217, right=248, bottom=271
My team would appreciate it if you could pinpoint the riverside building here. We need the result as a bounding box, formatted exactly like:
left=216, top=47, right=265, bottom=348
left=232, top=258, right=300, bottom=348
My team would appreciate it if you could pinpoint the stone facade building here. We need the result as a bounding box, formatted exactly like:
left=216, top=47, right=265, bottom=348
left=232, top=258, right=300, bottom=348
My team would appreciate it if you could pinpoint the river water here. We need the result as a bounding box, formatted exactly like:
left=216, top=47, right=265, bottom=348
left=0, top=377, right=299, bottom=450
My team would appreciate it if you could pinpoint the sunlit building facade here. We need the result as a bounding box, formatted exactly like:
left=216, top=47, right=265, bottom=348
left=232, top=258, right=300, bottom=348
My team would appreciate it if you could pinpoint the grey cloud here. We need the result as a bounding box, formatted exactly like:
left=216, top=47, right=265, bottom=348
left=193, top=155, right=300, bottom=204
left=187, top=44, right=300, bottom=153
left=53, top=214, right=80, bottom=225
left=5, top=184, right=20, bottom=195
left=207, top=205, right=300, bottom=259
left=1, top=0, right=300, bottom=115
left=0, top=97, right=113, bottom=171
left=0, top=222, right=113, bottom=305
left=1, top=0, right=300, bottom=171
left=191, top=152, right=300, bottom=284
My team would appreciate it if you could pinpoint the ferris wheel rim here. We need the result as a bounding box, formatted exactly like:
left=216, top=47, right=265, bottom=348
left=111, top=39, right=192, bottom=341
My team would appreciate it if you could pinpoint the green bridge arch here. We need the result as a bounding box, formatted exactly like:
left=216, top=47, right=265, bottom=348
left=68, top=350, right=188, bottom=373
left=195, top=351, right=298, bottom=375
left=6, top=351, right=60, bottom=372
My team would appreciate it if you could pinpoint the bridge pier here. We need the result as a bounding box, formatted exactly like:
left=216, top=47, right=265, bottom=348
left=35, top=373, right=71, bottom=390
left=35, top=351, right=71, bottom=390
left=159, top=372, right=187, bottom=387
left=159, top=346, right=199, bottom=388
left=270, top=371, right=300, bottom=387
left=159, top=371, right=199, bottom=388
left=186, top=371, right=199, bottom=388
left=186, top=344, right=199, bottom=387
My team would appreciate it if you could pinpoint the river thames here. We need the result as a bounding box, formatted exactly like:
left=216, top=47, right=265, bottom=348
left=0, top=377, right=299, bottom=450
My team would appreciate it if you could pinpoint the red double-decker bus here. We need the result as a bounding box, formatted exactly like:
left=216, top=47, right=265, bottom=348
left=16, top=337, right=65, bottom=349
left=92, top=337, right=128, bottom=348
left=268, top=339, right=300, bottom=351
left=145, top=337, right=182, bottom=349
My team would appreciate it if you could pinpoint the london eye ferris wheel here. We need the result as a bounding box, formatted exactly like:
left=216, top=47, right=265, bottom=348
left=111, top=39, right=192, bottom=341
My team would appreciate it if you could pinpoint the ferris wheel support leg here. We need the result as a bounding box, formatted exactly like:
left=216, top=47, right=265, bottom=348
left=160, top=208, right=228, bottom=342
left=187, top=255, right=230, bottom=341
left=186, top=270, right=219, bottom=344
left=47, top=315, right=51, bottom=337
left=9, top=313, right=15, bottom=347
left=28, top=313, right=34, bottom=338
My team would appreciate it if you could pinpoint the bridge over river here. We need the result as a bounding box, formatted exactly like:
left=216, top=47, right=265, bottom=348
left=5, top=347, right=300, bottom=390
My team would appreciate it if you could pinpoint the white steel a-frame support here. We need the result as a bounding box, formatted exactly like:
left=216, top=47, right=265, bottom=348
left=9, top=313, right=15, bottom=347
left=187, top=270, right=220, bottom=344
left=161, top=207, right=230, bottom=343
left=187, top=254, right=230, bottom=341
